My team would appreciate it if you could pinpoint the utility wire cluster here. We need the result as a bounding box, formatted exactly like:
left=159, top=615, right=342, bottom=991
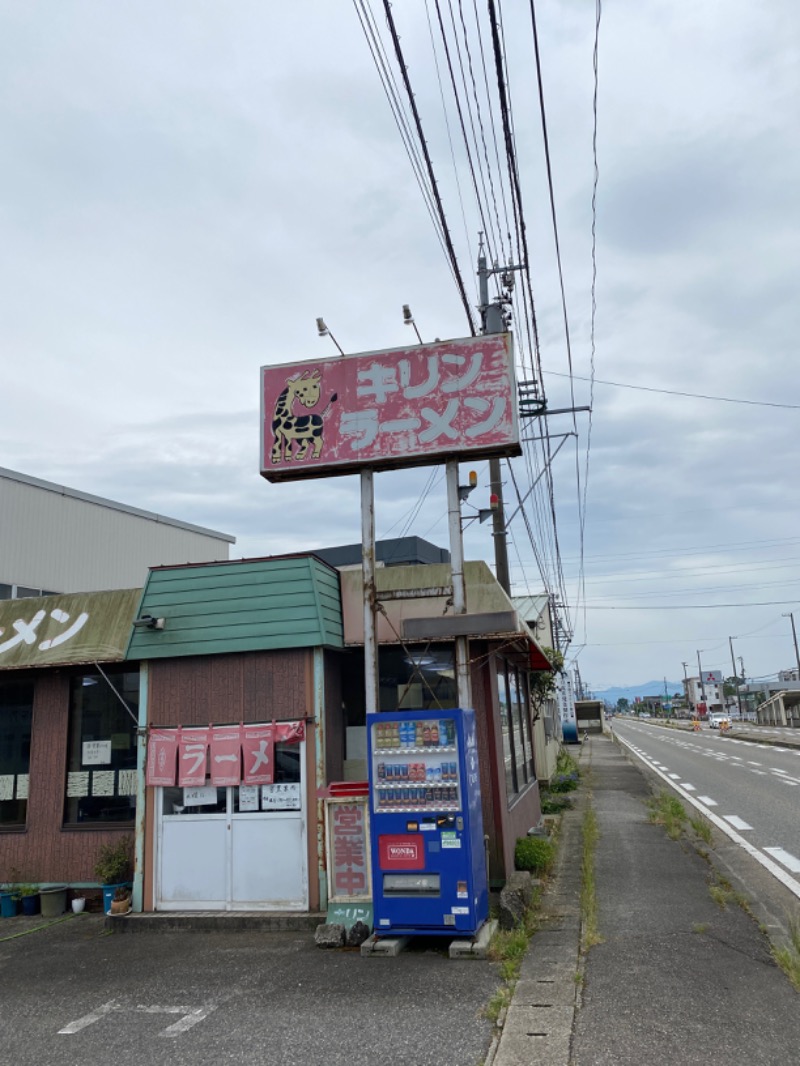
left=354, top=0, right=603, bottom=659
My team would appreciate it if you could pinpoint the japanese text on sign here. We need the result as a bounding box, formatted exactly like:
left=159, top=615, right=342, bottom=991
left=261, top=334, right=519, bottom=483
left=328, top=800, right=371, bottom=901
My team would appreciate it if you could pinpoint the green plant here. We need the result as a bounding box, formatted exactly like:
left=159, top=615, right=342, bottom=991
left=549, top=772, right=579, bottom=794
left=16, top=884, right=39, bottom=898
left=556, top=749, right=580, bottom=776
left=540, top=792, right=573, bottom=815
left=514, top=835, right=555, bottom=875
left=772, top=916, right=800, bottom=992
left=690, top=816, right=714, bottom=846
left=647, top=791, right=687, bottom=840
left=94, top=838, right=133, bottom=885
left=581, top=806, right=602, bottom=950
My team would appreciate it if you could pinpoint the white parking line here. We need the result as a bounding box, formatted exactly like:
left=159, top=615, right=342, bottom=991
left=763, top=848, right=800, bottom=874
left=723, top=816, right=753, bottom=831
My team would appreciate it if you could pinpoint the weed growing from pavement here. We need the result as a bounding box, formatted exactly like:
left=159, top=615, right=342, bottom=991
left=772, top=916, right=800, bottom=992
left=580, top=805, right=602, bottom=950
left=692, top=923, right=709, bottom=934
left=647, top=791, right=687, bottom=840
left=485, top=896, right=541, bottom=1024
left=689, top=816, right=714, bottom=846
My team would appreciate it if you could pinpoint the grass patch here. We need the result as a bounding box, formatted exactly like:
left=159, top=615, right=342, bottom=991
left=515, top=836, right=556, bottom=875
left=540, top=792, right=574, bottom=815
left=772, top=917, right=800, bottom=992
left=692, top=923, right=709, bottom=934
left=581, top=805, right=602, bottom=950
left=485, top=896, right=541, bottom=1024
left=690, top=816, right=714, bottom=846
left=647, top=791, right=688, bottom=840
left=556, top=749, right=580, bottom=776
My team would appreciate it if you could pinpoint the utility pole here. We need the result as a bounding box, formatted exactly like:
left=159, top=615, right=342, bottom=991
left=682, top=661, right=691, bottom=713
left=696, top=650, right=706, bottom=710
left=783, top=612, right=800, bottom=680
left=728, top=636, right=743, bottom=718
left=478, top=244, right=513, bottom=595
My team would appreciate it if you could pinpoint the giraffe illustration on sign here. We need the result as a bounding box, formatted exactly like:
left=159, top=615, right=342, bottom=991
left=271, top=370, right=337, bottom=464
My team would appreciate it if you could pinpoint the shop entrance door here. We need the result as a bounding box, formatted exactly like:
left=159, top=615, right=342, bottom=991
left=155, top=742, right=307, bottom=911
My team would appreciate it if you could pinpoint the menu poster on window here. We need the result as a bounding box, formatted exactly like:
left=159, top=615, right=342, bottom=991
left=83, top=739, right=112, bottom=765
left=0, top=775, right=13, bottom=801
left=92, top=771, right=115, bottom=797
left=183, top=786, right=217, bottom=806
left=238, top=784, right=259, bottom=811
left=16, top=774, right=29, bottom=799
left=67, top=772, right=90, bottom=797
left=261, top=782, right=301, bottom=810
left=118, top=769, right=137, bottom=796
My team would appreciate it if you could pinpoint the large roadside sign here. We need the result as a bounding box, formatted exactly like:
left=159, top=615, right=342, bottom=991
left=260, top=333, right=520, bottom=482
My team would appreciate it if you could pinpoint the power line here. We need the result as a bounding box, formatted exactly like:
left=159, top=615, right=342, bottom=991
left=544, top=370, right=800, bottom=410
left=382, top=0, right=477, bottom=333
left=579, top=599, right=800, bottom=610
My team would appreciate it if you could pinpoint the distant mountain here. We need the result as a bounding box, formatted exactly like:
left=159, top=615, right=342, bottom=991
left=593, top=681, right=684, bottom=707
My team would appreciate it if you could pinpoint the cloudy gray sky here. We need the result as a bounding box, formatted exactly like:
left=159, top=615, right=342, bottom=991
left=2, top=1, right=798, bottom=692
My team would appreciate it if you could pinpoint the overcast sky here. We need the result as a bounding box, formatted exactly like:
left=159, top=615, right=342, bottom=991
left=2, top=1, right=798, bottom=692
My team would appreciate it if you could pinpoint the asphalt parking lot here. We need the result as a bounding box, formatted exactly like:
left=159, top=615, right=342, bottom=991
left=0, top=914, right=499, bottom=1066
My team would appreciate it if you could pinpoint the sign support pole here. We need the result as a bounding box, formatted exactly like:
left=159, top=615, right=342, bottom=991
left=361, top=469, right=379, bottom=716
left=446, top=458, right=472, bottom=708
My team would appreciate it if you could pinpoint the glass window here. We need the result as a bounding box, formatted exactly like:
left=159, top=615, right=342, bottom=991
left=0, top=679, right=33, bottom=828
left=509, top=666, right=528, bottom=787
left=498, top=656, right=537, bottom=805
left=64, top=669, right=139, bottom=826
left=498, top=662, right=517, bottom=797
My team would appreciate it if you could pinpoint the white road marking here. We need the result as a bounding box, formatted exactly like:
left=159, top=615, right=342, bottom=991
left=764, top=848, right=800, bottom=874
left=668, top=773, right=680, bottom=780
left=723, top=816, right=753, bottom=831
left=746, top=760, right=762, bottom=766
left=697, top=796, right=717, bottom=806
left=614, top=730, right=800, bottom=902
left=59, top=1001, right=118, bottom=1034
left=59, top=1001, right=215, bottom=1038
left=680, top=783, right=696, bottom=791
left=772, top=768, right=788, bottom=774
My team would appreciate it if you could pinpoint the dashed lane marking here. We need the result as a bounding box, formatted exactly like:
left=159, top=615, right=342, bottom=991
left=680, top=783, right=696, bottom=791
left=723, top=815, right=753, bottom=831
left=763, top=848, right=800, bottom=874
left=697, top=796, right=717, bottom=806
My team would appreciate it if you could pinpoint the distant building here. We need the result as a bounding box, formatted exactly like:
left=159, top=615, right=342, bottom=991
left=684, top=675, right=723, bottom=716
left=0, top=465, right=234, bottom=598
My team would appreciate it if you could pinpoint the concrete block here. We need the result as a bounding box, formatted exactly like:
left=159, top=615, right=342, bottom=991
left=360, top=934, right=411, bottom=957
left=314, top=922, right=346, bottom=948
left=449, top=918, right=497, bottom=959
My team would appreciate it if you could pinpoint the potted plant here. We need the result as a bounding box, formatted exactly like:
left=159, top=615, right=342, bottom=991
left=109, top=885, right=132, bottom=916
left=94, top=838, right=133, bottom=913
left=17, top=884, right=40, bottom=917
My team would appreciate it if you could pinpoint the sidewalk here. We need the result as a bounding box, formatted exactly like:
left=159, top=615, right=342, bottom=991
left=492, top=733, right=800, bottom=1066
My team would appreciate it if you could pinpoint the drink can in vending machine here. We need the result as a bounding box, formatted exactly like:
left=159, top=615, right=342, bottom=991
left=430, top=723, right=439, bottom=746
left=377, top=762, right=385, bottom=780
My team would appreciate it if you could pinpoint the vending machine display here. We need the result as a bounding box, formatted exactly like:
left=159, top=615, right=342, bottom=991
left=367, top=707, right=489, bottom=937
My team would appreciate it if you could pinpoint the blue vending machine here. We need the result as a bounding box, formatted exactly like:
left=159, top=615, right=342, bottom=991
left=367, top=707, right=489, bottom=937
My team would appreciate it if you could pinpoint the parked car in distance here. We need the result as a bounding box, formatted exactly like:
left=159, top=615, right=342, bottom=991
left=708, top=713, right=731, bottom=729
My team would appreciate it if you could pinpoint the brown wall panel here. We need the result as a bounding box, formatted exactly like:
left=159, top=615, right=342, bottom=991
left=148, top=649, right=312, bottom=727
left=2, top=670, right=134, bottom=885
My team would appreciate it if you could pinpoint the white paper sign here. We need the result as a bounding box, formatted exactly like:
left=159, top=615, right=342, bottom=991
left=67, top=772, right=90, bottom=797
left=261, top=782, right=301, bottom=810
left=118, top=769, right=137, bottom=796
left=238, top=785, right=259, bottom=811
left=83, top=740, right=112, bottom=765
left=183, top=786, right=218, bottom=806
left=0, top=775, right=13, bottom=801
left=16, top=774, right=29, bottom=799
left=92, top=770, right=115, bottom=796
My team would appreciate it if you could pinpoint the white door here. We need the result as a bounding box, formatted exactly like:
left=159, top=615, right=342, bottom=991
left=156, top=742, right=307, bottom=911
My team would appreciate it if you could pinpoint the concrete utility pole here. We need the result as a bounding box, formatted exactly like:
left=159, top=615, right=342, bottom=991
left=682, top=661, right=691, bottom=712
left=478, top=246, right=513, bottom=595
left=696, top=650, right=706, bottom=708
left=729, top=636, right=744, bottom=718
left=783, top=612, right=800, bottom=680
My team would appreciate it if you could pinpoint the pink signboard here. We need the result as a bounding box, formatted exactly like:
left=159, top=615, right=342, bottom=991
left=242, top=724, right=275, bottom=785
left=178, top=727, right=210, bottom=788
left=260, top=334, right=519, bottom=482
left=146, top=729, right=178, bottom=787
left=329, top=800, right=370, bottom=900
left=210, top=725, right=242, bottom=786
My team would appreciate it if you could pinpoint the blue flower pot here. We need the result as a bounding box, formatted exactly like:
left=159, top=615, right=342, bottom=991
left=102, top=883, right=131, bottom=913
left=21, top=894, right=39, bottom=916
left=0, top=892, right=18, bottom=918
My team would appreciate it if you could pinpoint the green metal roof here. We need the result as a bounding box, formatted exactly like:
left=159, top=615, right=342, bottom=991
left=126, top=556, right=343, bottom=659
